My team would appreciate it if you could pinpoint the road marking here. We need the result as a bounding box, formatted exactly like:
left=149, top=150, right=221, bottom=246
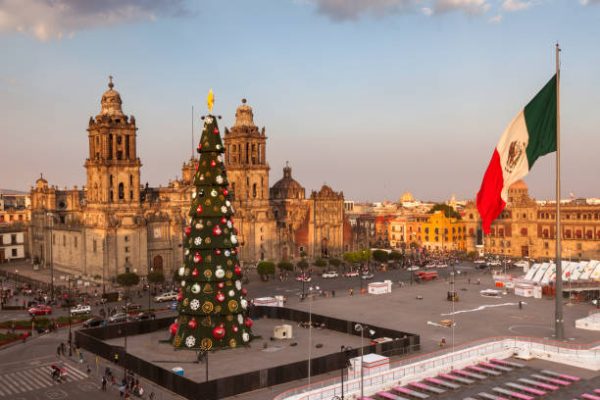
left=0, top=363, right=89, bottom=397
left=440, top=303, right=519, bottom=316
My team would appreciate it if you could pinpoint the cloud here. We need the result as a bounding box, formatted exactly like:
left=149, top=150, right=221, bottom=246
left=433, top=0, right=491, bottom=15
left=580, top=0, right=600, bottom=4
left=488, top=14, right=503, bottom=23
left=502, top=0, right=532, bottom=11
left=0, top=0, right=188, bottom=41
left=310, top=0, right=422, bottom=21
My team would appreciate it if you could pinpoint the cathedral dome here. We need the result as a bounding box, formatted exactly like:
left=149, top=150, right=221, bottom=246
left=233, top=98, right=255, bottom=128
left=99, top=76, right=125, bottom=117
left=509, top=180, right=527, bottom=191
left=400, top=192, right=415, bottom=203
left=271, top=164, right=305, bottom=200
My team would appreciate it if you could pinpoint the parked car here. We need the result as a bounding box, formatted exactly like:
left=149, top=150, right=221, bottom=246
left=154, top=291, right=178, bottom=302
left=514, top=260, right=530, bottom=269
left=344, top=271, right=359, bottom=277
left=134, top=311, right=156, bottom=321
left=295, top=274, right=311, bottom=282
left=28, top=305, right=53, bottom=316
left=121, top=303, right=142, bottom=313
left=83, top=316, right=105, bottom=328
left=70, top=304, right=92, bottom=315
left=361, top=273, right=375, bottom=280
left=407, top=266, right=420, bottom=272
left=321, top=271, right=339, bottom=279
left=108, top=313, right=129, bottom=324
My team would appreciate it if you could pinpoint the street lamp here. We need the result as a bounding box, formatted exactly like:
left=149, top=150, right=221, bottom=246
left=307, top=285, right=319, bottom=387
left=339, top=345, right=351, bottom=400
left=354, top=323, right=375, bottom=400
left=67, top=276, right=72, bottom=356
left=46, top=212, right=55, bottom=302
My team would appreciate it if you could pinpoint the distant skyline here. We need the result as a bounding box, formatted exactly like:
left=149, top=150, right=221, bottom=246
left=1, top=0, right=599, bottom=202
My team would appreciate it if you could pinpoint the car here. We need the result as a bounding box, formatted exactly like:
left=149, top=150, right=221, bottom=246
left=121, top=303, right=142, bottom=312
left=108, top=313, right=129, bottom=324
left=361, top=273, right=374, bottom=280
left=473, top=259, right=486, bottom=265
left=295, top=275, right=311, bottom=282
left=28, top=305, right=52, bottom=316
left=133, top=312, right=156, bottom=321
left=321, top=271, right=339, bottom=279
left=407, top=266, right=420, bottom=272
left=344, top=271, right=359, bottom=277
left=514, top=260, right=530, bottom=269
left=83, top=316, right=105, bottom=328
left=70, top=304, right=92, bottom=315
left=154, top=291, right=178, bottom=302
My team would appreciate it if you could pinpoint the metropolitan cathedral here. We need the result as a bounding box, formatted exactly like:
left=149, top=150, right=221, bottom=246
left=29, top=79, right=349, bottom=279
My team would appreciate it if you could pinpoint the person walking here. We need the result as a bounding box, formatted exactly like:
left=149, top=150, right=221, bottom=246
left=101, top=375, right=107, bottom=391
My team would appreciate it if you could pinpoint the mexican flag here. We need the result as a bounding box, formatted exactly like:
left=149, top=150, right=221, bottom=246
left=477, top=75, right=557, bottom=234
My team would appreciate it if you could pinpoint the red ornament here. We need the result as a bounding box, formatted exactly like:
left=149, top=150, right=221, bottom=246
left=213, top=128, right=219, bottom=134
left=212, top=325, right=226, bottom=340
left=215, top=291, right=225, bottom=303
left=244, top=318, right=253, bottom=328
left=232, top=325, right=239, bottom=333
left=197, top=144, right=202, bottom=151
left=193, top=252, right=202, bottom=263
left=177, top=291, right=183, bottom=302
left=169, top=322, right=179, bottom=336
left=188, top=318, right=198, bottom=329
left=213, top=226, right=222, bottom=236
left=241, top=288, right=248, bottom=296
left=196, top=204, right=203, bottom=214
left=217, top=282, right=225, bottom=289
left=210, top=160, right=216, bottom=167
left=234, top=265, right=242, bottom=276
left=222, top=189, right=228, bottom=196
left=192, top=268, right=199, bottom=277
left=220, top=217, right=227, bottom=224
left=215, top=249, right=222, bottom=255
left=184, top=226, right=191, bottom=236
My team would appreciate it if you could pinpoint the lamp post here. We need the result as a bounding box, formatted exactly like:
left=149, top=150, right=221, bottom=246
left=148, top=267, right=153, bottom=312
left=67, top=277, right=72, bottom=356
left=339, top=345, right=351, bottom=400
left=307, top=285, right=319, bottom=387
left=354, top=324, right=375, bottom=400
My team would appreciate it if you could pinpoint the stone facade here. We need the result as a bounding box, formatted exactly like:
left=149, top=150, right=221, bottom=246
left=29, top=82, right=348, bottom=280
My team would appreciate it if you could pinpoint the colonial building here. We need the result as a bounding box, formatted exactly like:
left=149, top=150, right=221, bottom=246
left=29, top=80, right=348, bottom=280
left=463, top=180, right=600, bottom=260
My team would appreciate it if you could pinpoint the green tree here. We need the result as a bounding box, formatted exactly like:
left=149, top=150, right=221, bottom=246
left=314, top=258, right=328, bottom=268
left=389, top=251, right=403, bottom=261
left=328, top=258, right=341, bottom=267
left=147, top=271, right=165, bottom=285
left=277, top=261, right=294, bottom=272
left=173, top=108, right=252, bottom=351
left=372, top=250, right=389, bottom=263
left=429, top=203, right=462, bottom=220
left=116, top=272, right=140, bottom=287
left=297, top=259, right=309, bottom=271
left=257, top=261, right=276, bottom=279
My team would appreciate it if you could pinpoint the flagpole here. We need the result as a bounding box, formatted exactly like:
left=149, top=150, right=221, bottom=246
left=554, top=42, right=564, bottom=340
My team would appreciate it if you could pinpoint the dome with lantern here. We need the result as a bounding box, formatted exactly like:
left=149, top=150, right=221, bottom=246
left=270, top=163, right=305, bottom=200
left=99, top=76, right=125, bottom=117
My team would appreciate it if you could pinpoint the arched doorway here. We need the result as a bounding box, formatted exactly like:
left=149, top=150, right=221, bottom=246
left=321, top=238, right=329, bottom=257
left=153, top=255, right=164, bottom=272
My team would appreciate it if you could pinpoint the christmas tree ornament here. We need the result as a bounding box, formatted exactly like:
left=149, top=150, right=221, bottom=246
left=188, top=318, right=198, bottom=329
left=244, top=318, right=253, bottom=328
left=212, top=325, right=225, bottom=340
left=192, top=268, right=199, bottom=277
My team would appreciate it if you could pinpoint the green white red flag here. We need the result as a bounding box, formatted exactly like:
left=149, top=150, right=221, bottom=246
left=477, top=75, right=557, bottom=234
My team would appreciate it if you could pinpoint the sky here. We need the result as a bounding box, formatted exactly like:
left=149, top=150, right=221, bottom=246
left=1, top=0, right=599, bottom=203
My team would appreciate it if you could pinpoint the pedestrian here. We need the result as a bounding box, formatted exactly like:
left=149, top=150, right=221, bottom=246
left=57, top=345, right=61, bottom=357
left=518, top=301, right=523, bottom=310
left=101, top=376, right=107, bottom=391
left=114, top=352, right=119, bottom=364
left=349, top=288, right=354, bottom=296
left=86, top=364, right=91, bottom=374
left=331, top=290, right=335, bottom=297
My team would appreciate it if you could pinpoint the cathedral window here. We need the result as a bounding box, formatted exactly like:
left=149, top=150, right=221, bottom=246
left=93, top=240, right=97, bottom=253
left=246, top=143, right=249, bottom=164
left=129, top=175, right=133, bottom=185
left=110, top=175, right=114, bottom=187
left=126, top=136, right=130, bottom=159
left=117, top=150, right=123, bottom=160
left=108, top=135, right=113, bottom=160
left=109, top=190, right=113, bottom=202
left=118, top=183, right=125, bottom=200
left=74, top=237, right=78, bottom=248
left=252, top=183, right=257, bottom=198
left=130, top=190, right=133, bottom=200
left=62, top=235, right=66, bottom=246
left=117, top=135, right=122, bottom=145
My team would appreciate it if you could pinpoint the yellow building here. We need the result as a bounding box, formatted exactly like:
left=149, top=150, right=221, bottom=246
left=420, top=211, right=466, bottom=251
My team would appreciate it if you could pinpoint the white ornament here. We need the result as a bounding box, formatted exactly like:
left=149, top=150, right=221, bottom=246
left=178, top=267, right=185, bottom=277
left=221, top=206, right=227, bottom=214
left=190, top=299, right=200, bottom=310
left=216, top=144, right=221, bottom=150
left=237, top=314, right=244, bottom=325
left=181, top=280, right=186, bottom=287
left=192, top=191, right=197, bottom=199
left=228, top=290, right=235, bottom=297
left=199, top=175, right=205, bottom=181
left=205, top=116, right=214, bottom=124
left=224, top=250, right=231, bottom=257
left=195, top=223, right=202, bottom=230
left=216, top=175, right=224, bottom=184
left=235, top=280, right=242, bottom=290
left=227, top=221, right=233, bottom=229
left=217, top=155, right=223, bottom=162
left=191, top=283, right=200, bottom=294
left=210, top=189, right=218, bottom=197
left=184, top=249, right=190, bottom=256
left=231, top=235, right=238, bottom=244
left=225, top=200, right=231, bottom=207
left=242, top=332, right=250, bottom=342
left=215, top=268, right=225, bottom=279
left=241, top=299, right=248, bottom=309
left=194, top=237, right=202, bottom=246
left=185, top=336, right=196, bottom=348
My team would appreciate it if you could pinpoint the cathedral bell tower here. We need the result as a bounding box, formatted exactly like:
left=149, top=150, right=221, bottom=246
left=223, top=99, right=274, bottom=262
left=85, top=77, right=142, bottom=207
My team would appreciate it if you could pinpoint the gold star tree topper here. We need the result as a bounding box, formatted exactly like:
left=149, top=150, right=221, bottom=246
left=207, top=89, right=214, bottom=113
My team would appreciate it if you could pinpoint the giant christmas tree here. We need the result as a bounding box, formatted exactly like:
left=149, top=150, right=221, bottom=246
left=172, top=91, right=253, bottom=351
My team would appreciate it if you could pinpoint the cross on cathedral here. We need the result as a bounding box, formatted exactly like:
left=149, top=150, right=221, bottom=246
left=108, top=75, right=114, bottom=90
